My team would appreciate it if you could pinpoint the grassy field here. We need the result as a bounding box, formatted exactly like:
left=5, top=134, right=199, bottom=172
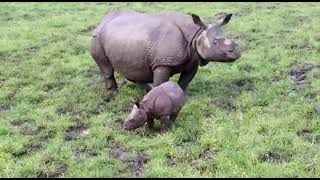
left=1, top=2, right=320, bottom=178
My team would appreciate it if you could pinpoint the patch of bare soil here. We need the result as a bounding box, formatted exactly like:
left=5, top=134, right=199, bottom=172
left=231, top=79, right=255, bottom=94
left=288, top=64, right=320, bottom=90
left=65, top=124, right=90, bottom=141
left=0, top=104, right=13, bottom=111
left=56, top=105, right=82, bottom=117
left=10, top=118, right=44, bottom=136
left=199, top=149, right=217, bottom=161
left=258, top=151, right=290, bottom=164
left=110, top=145, right=134, bottom=161
left=36, top=164, right=68, bottom=178
left=43, top=83, right=63, bottom=93
left=297, top=129, right=320, bottom=144
left=212, top=98, right=237, bottom=112
left=110, top=144, right=150, bottom=177
left=238, top=63, right=255, bottom=73
left=0, top=51, right=11, bottom=61
left=166, top=156, right=177, bottom=167
left=128, top=152, right=150, bottom=177
left=73, top=147, right=98, bottom=159
left=12, top=142, right=42, bottom=158
left=289, top=40, right=314, bottom=50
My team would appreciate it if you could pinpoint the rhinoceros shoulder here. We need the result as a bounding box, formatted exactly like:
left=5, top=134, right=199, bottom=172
left=145, top=22, right=190, bottom=70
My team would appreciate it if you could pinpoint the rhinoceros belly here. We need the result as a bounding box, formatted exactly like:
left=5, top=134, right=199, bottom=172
left=101, top=19, right=157, bottom=83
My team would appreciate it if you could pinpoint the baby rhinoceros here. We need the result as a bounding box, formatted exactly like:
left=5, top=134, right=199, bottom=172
left=123, top=81, right=187, bottom=134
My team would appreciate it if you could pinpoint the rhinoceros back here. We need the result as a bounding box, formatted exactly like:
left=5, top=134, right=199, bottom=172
left=159, top=81, right=187, bottom=113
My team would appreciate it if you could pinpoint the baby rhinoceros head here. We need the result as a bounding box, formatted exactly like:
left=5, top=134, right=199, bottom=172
left=123, top=101, right=148, bottom=130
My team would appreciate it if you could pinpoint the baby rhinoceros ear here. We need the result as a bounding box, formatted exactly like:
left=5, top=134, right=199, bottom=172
left=134, top=100, right=140, bottom=108
left=134, top=97, right=142, bottom=108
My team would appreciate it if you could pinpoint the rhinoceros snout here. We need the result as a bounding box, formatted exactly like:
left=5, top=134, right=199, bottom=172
left=223, top=46, right=241, bottom=62
left=234, top=46, right=241, bottom=58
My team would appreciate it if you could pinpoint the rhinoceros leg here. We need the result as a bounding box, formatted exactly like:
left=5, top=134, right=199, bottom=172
left=178, top=66, right=198, bottom=92
left=170, top=114, right=177, bottom=123
left=136, top=82, right=153, bottom=92
left=147, top=118, right=155, bottom=131
left=160, top=115, right=171, bottom=134
left=90, top=37, right=118, bottom=93
left=153, top=66, right=171, bottom=87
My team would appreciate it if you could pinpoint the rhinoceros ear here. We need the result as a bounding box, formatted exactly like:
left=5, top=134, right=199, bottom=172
left=134, top=100, right=140, bottom=108
left=217, top=14, right=232, bottom=27
left=134, top=97, right=141, bottom=108
left=188, top=13, right=206, bottom=28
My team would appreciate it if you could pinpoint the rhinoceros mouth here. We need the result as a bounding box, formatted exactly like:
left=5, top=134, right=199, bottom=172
left=225, top=47, right=241, bottom=61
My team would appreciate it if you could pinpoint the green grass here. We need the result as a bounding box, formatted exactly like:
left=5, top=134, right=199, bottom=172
left=1, top=2, right=320, bottom=178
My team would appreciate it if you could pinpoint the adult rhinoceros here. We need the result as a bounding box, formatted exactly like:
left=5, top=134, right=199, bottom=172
left=90, top=9, right=241, bottom=94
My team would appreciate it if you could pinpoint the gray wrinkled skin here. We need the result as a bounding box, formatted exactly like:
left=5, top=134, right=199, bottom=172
left=123, top=81, right=187, bottom=134
left=90, top=9, right=241, bottom=93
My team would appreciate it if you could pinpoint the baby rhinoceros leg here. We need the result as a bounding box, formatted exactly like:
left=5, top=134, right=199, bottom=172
left=160, top=115, right=171, bottom=134
left=147, top=118, right=155, bottom=132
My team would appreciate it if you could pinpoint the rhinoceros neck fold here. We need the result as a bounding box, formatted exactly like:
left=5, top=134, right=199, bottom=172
left=189, top=27, right=208, bottom=66
left=187, top=27, right=203, bottom=58
left=139, top=99, right=155, bottom=120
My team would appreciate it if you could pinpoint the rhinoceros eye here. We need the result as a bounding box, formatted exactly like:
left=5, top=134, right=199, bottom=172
left=213, top=39, right=218, bottom=45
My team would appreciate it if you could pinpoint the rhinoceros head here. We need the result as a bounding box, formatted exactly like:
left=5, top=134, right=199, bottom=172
left=190, top=13, right=241, bottom=65
left=123, top=100, right=148, bottom=130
